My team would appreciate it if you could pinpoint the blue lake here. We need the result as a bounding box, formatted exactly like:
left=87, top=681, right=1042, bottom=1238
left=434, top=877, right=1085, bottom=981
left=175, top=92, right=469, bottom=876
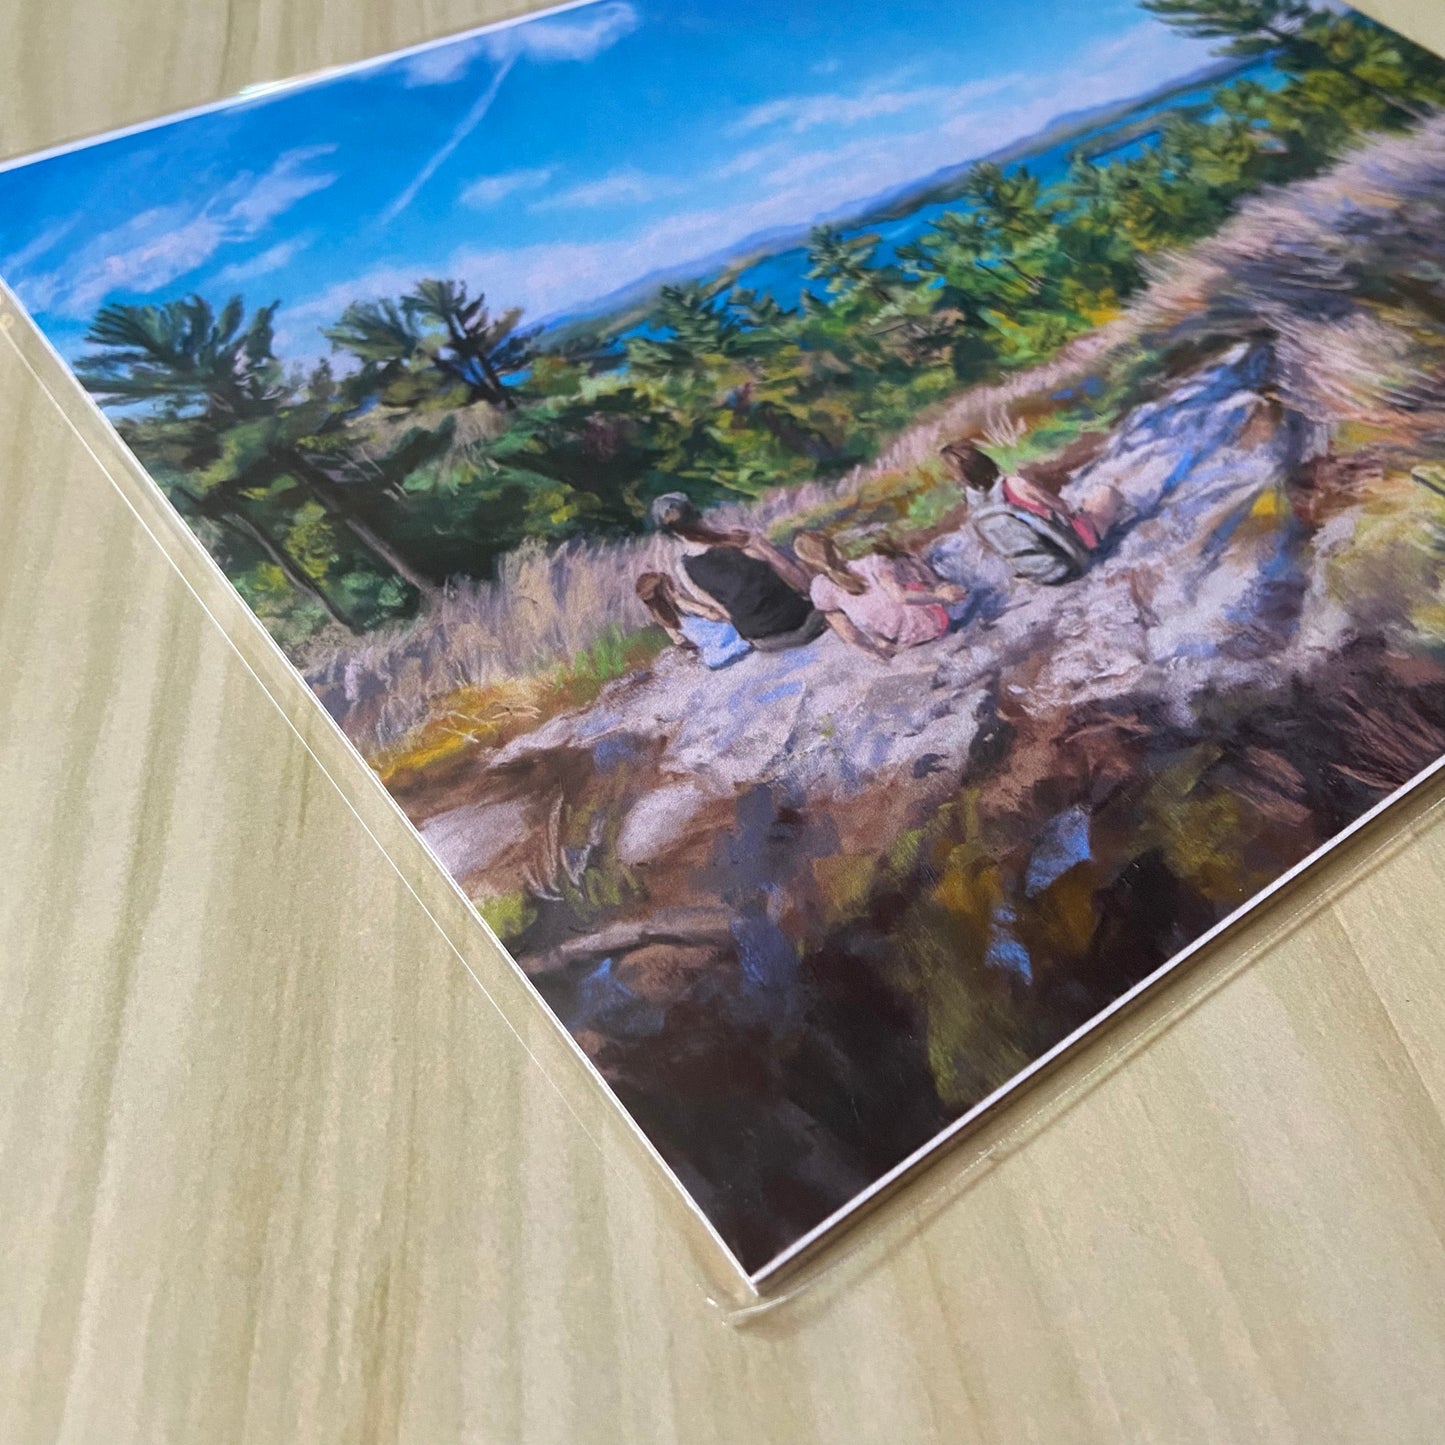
left=721, top=59, right=1281, bottom=313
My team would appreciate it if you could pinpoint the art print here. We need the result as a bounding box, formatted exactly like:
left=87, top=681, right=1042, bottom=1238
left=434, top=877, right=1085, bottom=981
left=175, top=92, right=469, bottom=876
left=5, top=0, right=1445, bottom=1281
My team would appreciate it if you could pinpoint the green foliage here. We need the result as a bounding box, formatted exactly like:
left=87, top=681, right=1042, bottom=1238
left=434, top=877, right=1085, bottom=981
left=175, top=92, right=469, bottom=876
left=557, top=623, right=670, bottom=690
left=78, top=293, right=285, bottom=419
left=324, top=277, right=536, bottom=410
left=1142, top=0, right=1439, bottom=120
left=1140, top=0, right=1314, bottom=57
left=478, top=890, right=539, bottom=942
left=74, top=0, right=1445, bottom=652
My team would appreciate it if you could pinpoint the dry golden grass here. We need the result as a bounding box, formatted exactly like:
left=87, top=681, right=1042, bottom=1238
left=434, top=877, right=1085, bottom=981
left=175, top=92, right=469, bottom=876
left=312, top=118, right=1445, bottom=764
left=371, top=624, right=669, bottom=784
left=308, top=331, right=1136, bottom=759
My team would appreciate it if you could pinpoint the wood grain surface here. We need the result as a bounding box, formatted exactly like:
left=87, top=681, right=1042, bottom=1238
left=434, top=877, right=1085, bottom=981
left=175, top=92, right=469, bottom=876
left=4, top=3, right=1445, bottom=1440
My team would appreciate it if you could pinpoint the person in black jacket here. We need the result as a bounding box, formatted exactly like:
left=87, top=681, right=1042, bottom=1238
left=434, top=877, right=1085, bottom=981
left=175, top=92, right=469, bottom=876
left=649, top=492, right=827, bottom=652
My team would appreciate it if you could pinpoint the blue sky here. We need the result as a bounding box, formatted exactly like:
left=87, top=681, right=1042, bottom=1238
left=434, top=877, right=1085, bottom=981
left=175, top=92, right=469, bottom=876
left=0, top=0, right=1222, bottom=363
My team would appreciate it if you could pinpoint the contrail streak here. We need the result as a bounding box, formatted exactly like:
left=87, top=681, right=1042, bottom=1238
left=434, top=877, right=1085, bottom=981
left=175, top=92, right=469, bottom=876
left=380, top=55, right=516, bottom=225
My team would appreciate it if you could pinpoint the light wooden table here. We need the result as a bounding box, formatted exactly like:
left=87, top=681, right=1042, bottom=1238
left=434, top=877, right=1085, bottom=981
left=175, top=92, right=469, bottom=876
left=4, top=3, right=1445, bottom=1441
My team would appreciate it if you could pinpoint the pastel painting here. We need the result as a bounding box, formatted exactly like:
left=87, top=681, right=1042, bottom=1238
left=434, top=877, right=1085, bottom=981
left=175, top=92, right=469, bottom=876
left=6, top=0, right=1445, bottom=1280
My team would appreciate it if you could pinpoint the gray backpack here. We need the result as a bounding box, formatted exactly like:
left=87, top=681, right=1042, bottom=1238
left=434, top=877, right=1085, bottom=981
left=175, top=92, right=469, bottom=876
left=970, top=503, right=1091, bottom=585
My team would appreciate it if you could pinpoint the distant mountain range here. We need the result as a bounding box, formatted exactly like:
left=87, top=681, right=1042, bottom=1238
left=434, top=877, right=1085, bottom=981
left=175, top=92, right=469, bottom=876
left=858, top=54, right=1245, bottom=220
left=542, top=54, right=1249, bottom=339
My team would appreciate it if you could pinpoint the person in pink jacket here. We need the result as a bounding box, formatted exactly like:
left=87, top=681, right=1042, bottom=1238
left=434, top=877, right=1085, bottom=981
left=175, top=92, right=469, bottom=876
left=793, top=530, right=966, bottom=660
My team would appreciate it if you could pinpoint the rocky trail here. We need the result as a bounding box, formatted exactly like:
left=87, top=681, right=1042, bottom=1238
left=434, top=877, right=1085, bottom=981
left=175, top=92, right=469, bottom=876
left=312, top=120, right=1445, bottom=1272
left=416, top=341, right=1321, bottom=900
left=394, top=333, right=1444, bottom=1271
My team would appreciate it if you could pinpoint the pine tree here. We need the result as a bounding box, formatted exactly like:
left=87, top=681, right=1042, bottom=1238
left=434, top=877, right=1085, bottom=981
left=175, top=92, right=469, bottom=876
left=1141, top=0, right=1431, bottom=121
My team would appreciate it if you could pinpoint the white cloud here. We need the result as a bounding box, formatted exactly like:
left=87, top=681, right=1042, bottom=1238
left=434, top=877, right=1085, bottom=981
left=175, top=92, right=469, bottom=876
left=480, top=22, right=1218, bottom=322
left=63, top=209, right=229, bottom=314
left=288, top=264, right=427, bottom=323
left=400, top=1, right=639, bottom=85
left=482, top=1, right=639, bottom=64
left=1074, top=17, right=1214, bottom=79
left=735, top=74, right=1017, bottom=137
left=759, top=135, right=899, bottom=191
left=462, top=166, right=556, bottom=207
left=226, top=146, right=338, bottom=230
left=400, top=42, right=480, bottom=87
left=715, top=21, right=1218, bottom=235
left=727, top=15, right=1211, bottom=158
left=263, top=14, right=1222, bottom=357
left=18, top=147, right=338, bottom=318
left=440, top=182, right=886, bottom=323
left=714, top=144, right=785, bottom=181
left=713, top=78, right=1026, bottom=201
left=216, top=237, right=309, bottom=285
left=737, top=85, right=925, bottom=136
left=529, top=168, right=677, bottom=211
left=384, top=5, right=643, bottom=221
left=0, top=217, right=78, bottom=277
left=275, top=204, right=777, bottom=357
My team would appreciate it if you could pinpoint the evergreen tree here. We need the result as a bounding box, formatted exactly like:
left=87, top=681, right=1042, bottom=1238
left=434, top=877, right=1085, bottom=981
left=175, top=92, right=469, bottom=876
left=1141, top=0, right=1433, bottom=121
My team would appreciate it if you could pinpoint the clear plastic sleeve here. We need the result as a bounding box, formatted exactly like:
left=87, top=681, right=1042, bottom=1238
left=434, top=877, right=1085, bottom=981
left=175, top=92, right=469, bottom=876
left=6, top=0, right=1445, bottom=1320
left=9, top=293, right=1445, bottom=1322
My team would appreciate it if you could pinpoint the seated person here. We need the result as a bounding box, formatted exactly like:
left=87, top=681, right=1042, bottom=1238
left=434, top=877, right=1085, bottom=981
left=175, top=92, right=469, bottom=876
left=649, top=492, right=827, bottom=652
left=793, top=530, right=967, bottom=659
left=635, top=571, right=751, bottom=669
left=941, top=440, right=1122, bottom=584
left=942, top=440, right=1122, bottom=547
